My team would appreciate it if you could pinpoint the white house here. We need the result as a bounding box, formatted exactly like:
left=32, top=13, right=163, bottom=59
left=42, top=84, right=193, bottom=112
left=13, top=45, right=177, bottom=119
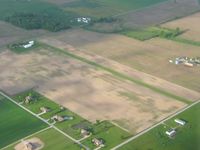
left=174, top=119, right=186, bottom=126
left=165, top=129, right=176, bottom=137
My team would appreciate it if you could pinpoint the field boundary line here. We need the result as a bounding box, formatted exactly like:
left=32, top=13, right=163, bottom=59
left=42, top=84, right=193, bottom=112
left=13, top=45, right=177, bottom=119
left=1, top=126, right=52, bottom=150
left=110, top=121, right=130, bottom=133
left=110, top=100, right=200, bottom=150
left=0, top=92, right=89, bottom=150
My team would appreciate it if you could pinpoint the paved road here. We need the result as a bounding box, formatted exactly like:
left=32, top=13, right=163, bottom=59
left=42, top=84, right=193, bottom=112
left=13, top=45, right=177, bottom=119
left=111, top=100, right=200, bottom=150
left=0, top=92, right=89, bottom=150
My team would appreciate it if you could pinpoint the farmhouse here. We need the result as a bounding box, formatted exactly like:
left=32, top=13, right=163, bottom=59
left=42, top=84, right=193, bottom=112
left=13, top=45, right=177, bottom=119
left=77, top=17, right=91, bottom=24
left=165, top=129, right=176, bottom=137
left=81, top=129, right=90, bottom=138
left=40, top=107, right=50, bottom=113
left=92, top=138, right=104, bottom=147
left=174, top=119, right=186, bottom=126
left=51, top=115, right=73, bottom=122
left=24, top=95, right=33, bottom=104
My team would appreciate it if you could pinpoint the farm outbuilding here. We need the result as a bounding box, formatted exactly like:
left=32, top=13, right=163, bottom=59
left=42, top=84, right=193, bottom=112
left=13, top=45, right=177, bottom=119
left=174, top=119, right=186, bottom=126
left=165, top=129, right=176, bottom=137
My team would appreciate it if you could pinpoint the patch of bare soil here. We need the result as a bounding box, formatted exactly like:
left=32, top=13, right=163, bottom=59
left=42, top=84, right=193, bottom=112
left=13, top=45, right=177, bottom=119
left=15, top=138, right=44, bottom=150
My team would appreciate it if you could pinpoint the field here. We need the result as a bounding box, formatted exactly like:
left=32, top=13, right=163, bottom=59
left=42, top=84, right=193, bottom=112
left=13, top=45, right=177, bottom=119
left=163, top=12, right=200, bottom=42
left=0, top=94, right=47, bottom=149
left=4, top=128, right=82, bottom=150
left=119, top=102, right=200, bottom=150
left=0, top=43, right=190, bottom=134
left=44, top=28, right=200, bottom=93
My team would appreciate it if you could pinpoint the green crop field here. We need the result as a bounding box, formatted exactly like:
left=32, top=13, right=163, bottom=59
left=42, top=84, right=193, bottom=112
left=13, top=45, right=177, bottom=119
left=0, top=94, right=47, bottom=149
left=4, top=128, right=82, bottom=150
left=119, top=102, right=200, bottom=150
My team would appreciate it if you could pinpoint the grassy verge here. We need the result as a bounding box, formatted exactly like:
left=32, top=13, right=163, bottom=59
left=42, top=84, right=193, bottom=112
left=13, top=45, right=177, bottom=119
left=119, top=102, right=200, bottom=150
left=40, top=43, right=192, bottom=104
left=0, top=94, right=47, bottom=149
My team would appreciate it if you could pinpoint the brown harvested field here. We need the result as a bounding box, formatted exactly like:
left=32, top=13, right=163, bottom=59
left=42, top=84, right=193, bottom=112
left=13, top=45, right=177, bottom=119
left=45, top=29, right=200, bottom=93
left=0, top=48, right=186, bottom=133
left=0, top=21, right=49, bottom=48
left=163, top=12, right=200, bottom=42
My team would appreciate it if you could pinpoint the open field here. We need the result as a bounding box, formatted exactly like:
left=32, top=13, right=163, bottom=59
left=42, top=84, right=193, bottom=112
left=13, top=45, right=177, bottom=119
left=4, top=128, right=82, bottom=150
left=163, top=12, right=200, bottom=42
left=119, top=101, right=200, bottom=150
left=44, top=29, right=200, bottom=93
left=0, top=94, right=47, bottom=149
left=0, top=45, right=188, bottom=133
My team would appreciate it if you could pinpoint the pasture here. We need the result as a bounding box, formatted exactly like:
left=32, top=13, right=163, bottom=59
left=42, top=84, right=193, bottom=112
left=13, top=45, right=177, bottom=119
left=0, top=45, right=186, bottom=133
left=0, top=94, right=47, bottom=149
left=4, top=128, right=82, bottom=150
left=119, top=102, right=200, bottom=150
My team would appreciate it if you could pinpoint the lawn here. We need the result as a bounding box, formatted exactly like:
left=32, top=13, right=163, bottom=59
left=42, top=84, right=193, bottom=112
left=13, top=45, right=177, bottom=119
left=13, top=90, right=61, bottom=119
left=82, top=121, right=131, bottom=150
left=0, top=94, right=47, bottom=149
left=119, top=102, right=200, bottom=150
left=4, top=128, right=83, bottom=150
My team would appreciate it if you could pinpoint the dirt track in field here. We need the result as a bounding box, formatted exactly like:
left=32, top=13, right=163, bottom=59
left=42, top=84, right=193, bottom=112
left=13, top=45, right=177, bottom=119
left=0, top=48, right=186, bottom=133
left=163, top=12, right=200, bottom=42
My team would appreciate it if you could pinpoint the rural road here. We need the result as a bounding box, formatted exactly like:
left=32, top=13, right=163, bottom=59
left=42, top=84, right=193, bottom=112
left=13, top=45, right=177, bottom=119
left=111, top=100, right=200, bottom=150
left=0, top=91, right=89, bottom=150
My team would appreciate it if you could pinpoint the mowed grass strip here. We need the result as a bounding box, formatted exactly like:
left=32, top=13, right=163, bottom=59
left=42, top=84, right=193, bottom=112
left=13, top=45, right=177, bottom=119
left=41, top=43, right=191, bottom=104
left=4, top=128, right=82, bottom=150
left=119, top=102, right=200, bottom=150
left=0, top=94, right=47, bottom=149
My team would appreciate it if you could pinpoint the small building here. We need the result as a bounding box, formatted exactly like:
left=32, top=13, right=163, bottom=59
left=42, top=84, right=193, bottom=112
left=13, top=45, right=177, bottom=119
left=23, top=41, right=35, bottom=49
left=51, top=115, right=65, bottom=122
left=184, top=62, right=194, bottom=67
left=92, top=138, right=104, bottom=147
left=174, top=119, right=186, bottom=126
left=165, top=129, right=176, bottom=137
left=81, top=129, right=90, bottom=138
left=40, top=107, right=50, bottom=113
left=51, top=115, right=73, bottom=122
left=24, top=96, right=33, bottom=104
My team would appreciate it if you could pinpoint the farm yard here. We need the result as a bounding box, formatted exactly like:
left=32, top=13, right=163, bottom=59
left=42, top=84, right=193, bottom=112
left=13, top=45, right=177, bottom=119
left=119, top=101, right=200, bottom=150
left=0, top=21, right=48, bottom=48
